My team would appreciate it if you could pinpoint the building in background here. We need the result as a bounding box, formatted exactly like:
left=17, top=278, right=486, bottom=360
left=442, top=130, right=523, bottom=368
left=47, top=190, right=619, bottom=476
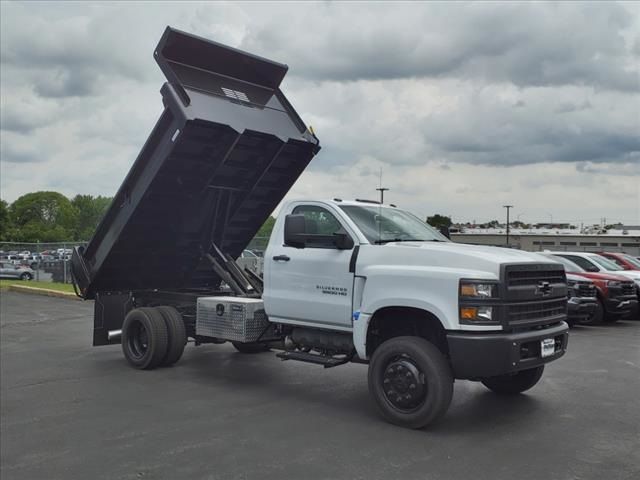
left=451, top=226, right=640, bottom=256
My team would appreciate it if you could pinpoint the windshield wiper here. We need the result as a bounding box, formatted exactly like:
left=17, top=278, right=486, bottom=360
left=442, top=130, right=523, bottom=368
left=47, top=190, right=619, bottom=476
left=374, top=238, right=425, bottom=244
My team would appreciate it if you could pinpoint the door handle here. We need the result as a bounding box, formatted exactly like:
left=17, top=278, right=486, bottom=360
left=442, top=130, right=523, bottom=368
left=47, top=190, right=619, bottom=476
left=272, top=255, right=290, bottom=262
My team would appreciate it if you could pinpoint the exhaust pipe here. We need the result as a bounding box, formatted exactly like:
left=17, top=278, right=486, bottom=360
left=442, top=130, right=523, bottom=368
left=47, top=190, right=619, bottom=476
left=107, top=329, right=122, bottom=341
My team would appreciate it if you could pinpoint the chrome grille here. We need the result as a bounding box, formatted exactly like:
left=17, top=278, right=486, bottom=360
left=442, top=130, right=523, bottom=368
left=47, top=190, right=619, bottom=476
left=621, top=282, right=636, bottom=296
left=507, top=269, right=566, bottom=287
left=508, top=298, right=567, bottom=325
left=577, top=282, right=596, bottom=298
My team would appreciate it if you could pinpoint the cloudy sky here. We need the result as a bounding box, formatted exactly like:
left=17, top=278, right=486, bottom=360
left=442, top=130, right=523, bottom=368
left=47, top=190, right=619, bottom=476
left=1, top=1, right=639, bottom=225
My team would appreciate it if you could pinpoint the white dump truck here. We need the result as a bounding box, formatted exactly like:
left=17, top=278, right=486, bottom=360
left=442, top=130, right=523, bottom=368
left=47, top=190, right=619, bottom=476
left=72, top=27, right=569, bottom=429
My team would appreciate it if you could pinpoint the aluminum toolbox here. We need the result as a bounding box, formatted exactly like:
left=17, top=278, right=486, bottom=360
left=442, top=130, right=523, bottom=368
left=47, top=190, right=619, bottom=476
left=71, top=27, right=320, bottom=299
left=196, top=296, right=277, bottom=342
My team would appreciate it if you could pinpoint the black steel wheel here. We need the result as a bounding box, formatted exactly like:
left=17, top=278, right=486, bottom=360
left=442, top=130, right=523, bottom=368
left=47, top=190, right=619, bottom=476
left=232, top=342, right=270, bottom=354
left=121, top=308, right=168, bottom=370
left=156, top=306, right=187, bottom=367
left=368, top=336, right=453, bottom=429
left=481, top=365, right=544, bottom=395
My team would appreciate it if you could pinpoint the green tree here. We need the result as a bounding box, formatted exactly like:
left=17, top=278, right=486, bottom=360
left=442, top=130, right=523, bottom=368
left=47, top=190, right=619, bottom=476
left=0, top=199, right=12, bottom=241
left=426, top=214, right=452, bottom=229
left=9, top=191, right=78, bottom=242
left=255, top=216, right=276, bottom=239
left=72, top=194, right=112, bottom=240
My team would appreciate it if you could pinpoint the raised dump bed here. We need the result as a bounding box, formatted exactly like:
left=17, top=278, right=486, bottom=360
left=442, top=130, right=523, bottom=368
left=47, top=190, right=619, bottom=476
left=72, top=27, right=320, bottom=299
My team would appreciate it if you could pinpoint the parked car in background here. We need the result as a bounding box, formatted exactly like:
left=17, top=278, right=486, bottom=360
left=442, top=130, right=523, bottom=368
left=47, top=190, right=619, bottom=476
left=597, top=252, right=640, bottom=272
left=0, top=262, right=34, bottom=281
left=565, top=273, right=598, bottom=327
left=545, top=253, right=638, bottom=322
left=552, top=251, right=640, bottom=288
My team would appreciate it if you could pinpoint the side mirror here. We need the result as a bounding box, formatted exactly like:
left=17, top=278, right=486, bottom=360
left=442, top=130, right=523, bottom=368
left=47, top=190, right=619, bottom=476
left=333, top=228, right=354, bottom=250
left=284, top=214, right=306, bottom=248
left=439, top=226, right=451, bottom=239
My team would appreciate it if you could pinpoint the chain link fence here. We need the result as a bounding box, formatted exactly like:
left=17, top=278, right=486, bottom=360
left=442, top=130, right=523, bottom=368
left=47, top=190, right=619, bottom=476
left=0, top=241, right=88, bottom=283
left=1, top=237, right=272, bottom=285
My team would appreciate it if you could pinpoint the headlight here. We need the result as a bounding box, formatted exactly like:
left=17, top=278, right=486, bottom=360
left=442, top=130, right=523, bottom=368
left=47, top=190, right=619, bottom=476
left=460, top=282, right=496, bottom=298
left=606, top=280, right=621, bottom=287
left=460, top=306, right=493, bottom=322
left=567, top=279, right=577, bottom=288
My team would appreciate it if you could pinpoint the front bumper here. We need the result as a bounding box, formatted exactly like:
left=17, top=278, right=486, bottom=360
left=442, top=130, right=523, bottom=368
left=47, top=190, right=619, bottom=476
left=447, top=322, right=569, bottom=379
left=567, top=297, right=597, bottom=321
left=604, top=297, right=638, bottom=315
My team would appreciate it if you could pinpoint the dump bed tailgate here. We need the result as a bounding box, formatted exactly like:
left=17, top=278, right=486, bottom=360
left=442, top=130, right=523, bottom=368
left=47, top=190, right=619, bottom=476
left=72, top=27, right=320, bottom=299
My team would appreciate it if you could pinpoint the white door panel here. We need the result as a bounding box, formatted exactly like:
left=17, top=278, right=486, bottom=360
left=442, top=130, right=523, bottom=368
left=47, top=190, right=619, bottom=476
left=269, top=247, right=354, bottom=328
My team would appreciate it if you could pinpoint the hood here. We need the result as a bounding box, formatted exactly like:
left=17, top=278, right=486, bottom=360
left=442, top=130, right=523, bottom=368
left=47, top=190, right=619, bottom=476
left=609, top=270, right=640, bottom=282
left=358, top=241, right=559, bottom=278
left=389, top=241, right=550, bottom=262
left=570, top=271, right=632, bottom=282
left=566, top=273, right=593, bottom=283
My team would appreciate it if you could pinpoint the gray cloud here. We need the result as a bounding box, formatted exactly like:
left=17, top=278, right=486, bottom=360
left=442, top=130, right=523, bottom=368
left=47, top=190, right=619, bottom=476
left=241, top=2, right=639, bottom=92
left=0, top=1, right=638, bottom=224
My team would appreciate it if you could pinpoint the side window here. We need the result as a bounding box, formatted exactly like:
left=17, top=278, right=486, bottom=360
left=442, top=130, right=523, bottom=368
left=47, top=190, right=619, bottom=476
left=609, top=257, right=625, bottom=268
left=563, top=255, right=598, bottom=272
left=292, top=205, right=348, bottom=249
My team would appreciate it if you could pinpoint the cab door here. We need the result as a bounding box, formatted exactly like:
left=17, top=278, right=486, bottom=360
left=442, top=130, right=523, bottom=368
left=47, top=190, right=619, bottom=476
left=266, top=204, right=356, bottom=330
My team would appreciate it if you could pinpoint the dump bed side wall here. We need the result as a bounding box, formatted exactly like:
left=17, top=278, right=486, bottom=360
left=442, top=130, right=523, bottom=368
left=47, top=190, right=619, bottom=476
left=72, top=28, right=319, bottom=298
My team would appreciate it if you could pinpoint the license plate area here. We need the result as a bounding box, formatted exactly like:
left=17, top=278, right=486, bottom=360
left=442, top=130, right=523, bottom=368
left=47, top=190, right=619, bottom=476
left=541, top=338, right=555, bottom=358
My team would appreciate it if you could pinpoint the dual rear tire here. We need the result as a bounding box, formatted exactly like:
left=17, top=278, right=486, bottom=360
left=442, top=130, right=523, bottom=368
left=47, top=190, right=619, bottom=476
left=121, top=307, right=186, bottom=369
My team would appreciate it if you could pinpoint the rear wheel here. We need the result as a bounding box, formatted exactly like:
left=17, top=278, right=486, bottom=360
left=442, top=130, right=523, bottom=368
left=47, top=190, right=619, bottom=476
left=481, top=366, right=544, bottom=395
left=20, top=272, right=32, bottom=281
left=156, top=306, right=187, bottom=366
left=232, top=342, right=270, bottom=354
left=121, top=308, right=168, bottom=369
left=368, top=336, right=453, bottom=429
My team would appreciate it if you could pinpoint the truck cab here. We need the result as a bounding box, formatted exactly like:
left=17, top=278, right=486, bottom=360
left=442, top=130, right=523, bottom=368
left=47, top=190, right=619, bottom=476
left=261, top=199, right=569, bottom=426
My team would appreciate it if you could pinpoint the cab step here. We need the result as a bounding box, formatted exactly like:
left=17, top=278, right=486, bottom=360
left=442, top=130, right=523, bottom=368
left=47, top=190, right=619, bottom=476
left=276, top=351, right=351, bottom=368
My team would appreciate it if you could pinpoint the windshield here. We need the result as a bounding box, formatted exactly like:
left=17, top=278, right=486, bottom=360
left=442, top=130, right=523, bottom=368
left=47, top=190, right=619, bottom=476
left=590, top=255, right=623, bottom=271
left=545, top=254, right=585, bottom=272
left=621, top=254, right=640, bottom=269
left=339, top=205, right=449, bottom=244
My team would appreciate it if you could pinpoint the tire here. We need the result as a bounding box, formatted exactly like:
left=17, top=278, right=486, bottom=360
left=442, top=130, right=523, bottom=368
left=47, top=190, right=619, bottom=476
left=121, top=308, right=168, bottom=370
left=592, top=298, right=605, bottom=323
left=232, top=341, right=270, bottom=354
left=156, top=306, right=187, bottom=366
left=19, top=273, right=32, bottom=281
left=368, top=336, right=453, bottom=429
left=481, top=365, right=544, bottom=395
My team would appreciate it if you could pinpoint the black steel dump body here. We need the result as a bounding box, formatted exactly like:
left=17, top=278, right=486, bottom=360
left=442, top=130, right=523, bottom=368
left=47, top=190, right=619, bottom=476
left=72, top=27, right=320, bottom=300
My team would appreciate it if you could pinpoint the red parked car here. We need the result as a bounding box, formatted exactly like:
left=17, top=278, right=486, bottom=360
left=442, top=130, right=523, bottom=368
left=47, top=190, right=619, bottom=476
left=597, top=252, right=640, bottom=271
left=542, top=254, right=637, bottom=323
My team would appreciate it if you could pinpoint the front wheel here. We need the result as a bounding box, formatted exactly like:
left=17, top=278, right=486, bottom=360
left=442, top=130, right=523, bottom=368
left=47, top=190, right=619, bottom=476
left=368, top=336, right=453, bottom=429
left=20, top=272, right=32, bottom=281
left=481, top=366, right=544, bottom=395
left=592, top=298, right=605, bottom=323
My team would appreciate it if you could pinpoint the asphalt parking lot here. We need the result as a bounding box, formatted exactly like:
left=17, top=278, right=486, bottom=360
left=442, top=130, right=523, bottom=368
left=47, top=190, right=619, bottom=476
left=1, top=292, right=639, bottom=480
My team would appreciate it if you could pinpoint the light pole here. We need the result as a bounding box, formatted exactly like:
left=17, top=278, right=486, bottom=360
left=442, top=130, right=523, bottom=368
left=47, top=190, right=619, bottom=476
left=503, top=205, right=513, bottom=246
left=376, top=187, right=389, bottom=204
